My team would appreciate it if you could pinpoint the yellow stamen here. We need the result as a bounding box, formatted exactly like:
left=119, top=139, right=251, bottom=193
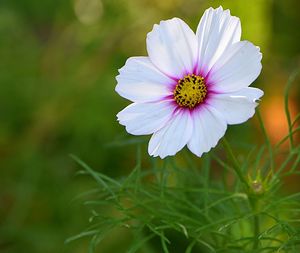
left=174, top=74, right=207, bottom=108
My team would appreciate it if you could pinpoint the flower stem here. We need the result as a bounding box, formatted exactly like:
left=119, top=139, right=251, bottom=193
left=253, top=214, right=260, bottom=250
left=250, top=197, right=260, bottom=250
left=284, top=70, right=299, bottom=150
left=222, top=138, right=249, bottom=188
left=222, top=138, right=262, bottom=250
left=256, top=109, right=274, bottom=173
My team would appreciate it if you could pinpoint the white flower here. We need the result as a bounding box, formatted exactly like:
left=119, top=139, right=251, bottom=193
left=116, top=6, right=263, bottom=159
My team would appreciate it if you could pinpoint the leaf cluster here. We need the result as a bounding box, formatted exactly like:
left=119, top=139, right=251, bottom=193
left=68, top=71, right=300, bottom=253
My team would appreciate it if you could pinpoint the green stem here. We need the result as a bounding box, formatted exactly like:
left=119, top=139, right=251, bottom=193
left=284, top=70, right=299, bottom=150
left=253, top=214, right=260, bottom=250
left=222, top=138, right=249, bottom=188
left=256, top=109, right=274, bottom=173
left=250, top=198, right=260, bottom=250
left=222, top=138, right=261, bottom=250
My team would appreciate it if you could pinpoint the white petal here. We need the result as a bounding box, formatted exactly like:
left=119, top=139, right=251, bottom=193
left=116, top=57, right=174, bottom=102
left=146, top=18, right=198, bottom=79
left=208, top=87, right=264, bottom=125
left=196, top=6, right=241, bottom=76
left=117, top=100, right=175, bottom=135
left=208, top=41, right=262, bottom=92
left=187, top=106, right=227, bottom=157
left=148, top=109, right=193, bottom=158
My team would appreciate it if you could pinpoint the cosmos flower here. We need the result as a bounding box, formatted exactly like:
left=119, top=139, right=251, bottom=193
left=116, top=6, right=263, bottom=159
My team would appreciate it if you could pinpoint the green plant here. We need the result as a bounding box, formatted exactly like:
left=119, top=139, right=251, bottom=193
left=68, top=72, right=300, bottom=252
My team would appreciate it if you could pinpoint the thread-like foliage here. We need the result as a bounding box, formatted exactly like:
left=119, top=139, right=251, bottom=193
left=68, top=72, right=300, bottom=253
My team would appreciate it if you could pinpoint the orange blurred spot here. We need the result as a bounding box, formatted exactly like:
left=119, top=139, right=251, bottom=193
left=262, top=95, right=298, bottom=145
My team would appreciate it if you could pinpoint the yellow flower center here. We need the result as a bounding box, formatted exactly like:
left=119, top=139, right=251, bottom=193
left=174, top=74, right=207, bottom=108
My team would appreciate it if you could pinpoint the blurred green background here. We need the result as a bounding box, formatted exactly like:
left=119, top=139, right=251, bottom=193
left=0, top=0, right=299, bottom=252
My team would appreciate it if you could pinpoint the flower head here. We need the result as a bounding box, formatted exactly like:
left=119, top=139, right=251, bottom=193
left=116, top=6, right=263, bottom=159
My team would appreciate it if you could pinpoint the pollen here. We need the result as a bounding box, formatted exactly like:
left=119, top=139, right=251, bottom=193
left=174, top=74, right=207, bottom=108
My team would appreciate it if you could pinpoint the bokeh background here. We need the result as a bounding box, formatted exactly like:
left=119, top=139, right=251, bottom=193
left=0, top=0, right=299, bottom=252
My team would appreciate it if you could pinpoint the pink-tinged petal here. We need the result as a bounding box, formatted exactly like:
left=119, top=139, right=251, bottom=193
left=208, top=41, right=262, bottom=93
left=196, top=6, right=241, bottom=76
left=208, top=87, right=264, bottom=125
left=117, top=100, right=175, bottom=135
left=146, top=18, right=198, bottom=79
left=116, top=57, right=174, bottom=102
left=187, top=106, right=227, bottom=157
left=148, top=109, right=193, bottom=158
